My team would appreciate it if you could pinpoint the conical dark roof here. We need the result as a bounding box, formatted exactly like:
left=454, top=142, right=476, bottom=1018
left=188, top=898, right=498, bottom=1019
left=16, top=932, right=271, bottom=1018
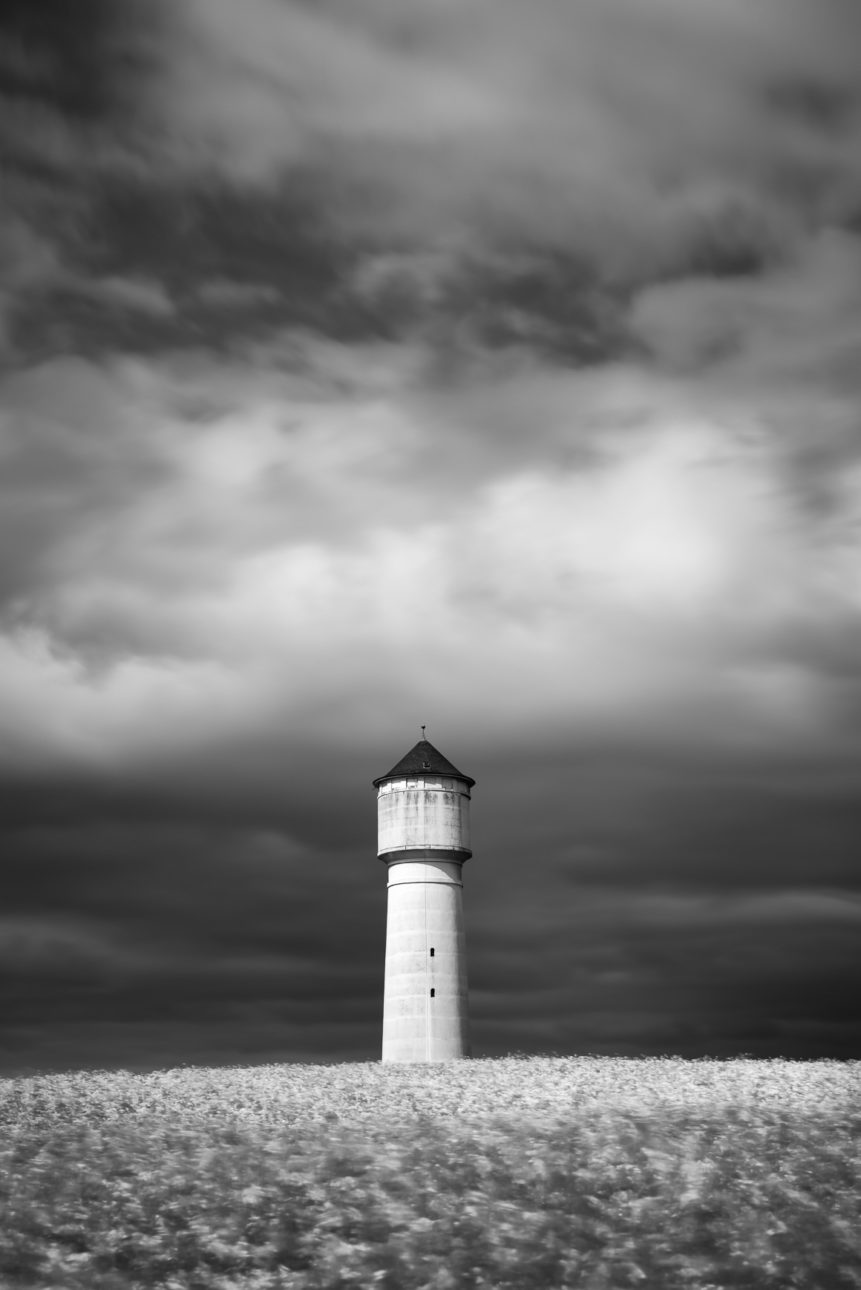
left=373, top=738, right=475, bottom=788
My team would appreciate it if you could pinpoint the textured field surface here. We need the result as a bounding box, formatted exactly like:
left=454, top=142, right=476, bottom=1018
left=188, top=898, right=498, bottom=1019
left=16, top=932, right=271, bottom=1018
left=1, top=1056, right=858, bottom=1289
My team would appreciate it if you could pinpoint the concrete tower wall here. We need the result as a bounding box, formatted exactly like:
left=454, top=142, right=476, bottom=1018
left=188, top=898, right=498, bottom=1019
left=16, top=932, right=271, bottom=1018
left=377, top=769, right=472, bottom=1062
left=382, top=860, right=469, bottom=1062
left=377, top=775, right=471, bottom=857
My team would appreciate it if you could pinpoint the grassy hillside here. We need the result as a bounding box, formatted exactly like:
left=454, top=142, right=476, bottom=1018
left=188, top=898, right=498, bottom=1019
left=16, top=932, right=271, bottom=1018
left=1, top=1056, right=858, bottom=1288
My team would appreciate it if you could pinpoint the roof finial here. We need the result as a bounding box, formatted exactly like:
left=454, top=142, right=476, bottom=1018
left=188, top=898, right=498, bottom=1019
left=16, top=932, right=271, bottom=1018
left=421, top=724, right=426, bottom=740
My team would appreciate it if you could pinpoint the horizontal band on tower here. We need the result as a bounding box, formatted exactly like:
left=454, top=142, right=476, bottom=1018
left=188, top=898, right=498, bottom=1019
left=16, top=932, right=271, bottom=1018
left=386, top=879, right=463, bottom=889
left=379, top=847, right=471, bottom=864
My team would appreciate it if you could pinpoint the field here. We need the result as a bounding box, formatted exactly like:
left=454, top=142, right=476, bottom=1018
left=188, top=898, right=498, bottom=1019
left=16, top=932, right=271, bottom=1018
left=0, top=1056, right=858, bottom=1289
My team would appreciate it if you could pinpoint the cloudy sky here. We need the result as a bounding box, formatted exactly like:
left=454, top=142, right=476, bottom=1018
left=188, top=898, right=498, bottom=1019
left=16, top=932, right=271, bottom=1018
left=2, top=0, right=860, bottom=1073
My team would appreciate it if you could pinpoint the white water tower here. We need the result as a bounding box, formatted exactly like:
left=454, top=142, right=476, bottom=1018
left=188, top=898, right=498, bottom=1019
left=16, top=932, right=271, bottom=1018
left=373, top=732, right=475, bottom=1062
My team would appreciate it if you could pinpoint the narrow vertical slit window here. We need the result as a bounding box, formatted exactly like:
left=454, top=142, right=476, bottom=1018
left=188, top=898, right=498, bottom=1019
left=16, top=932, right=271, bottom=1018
left=430, top=947, right=435, bottom=957
left=430, top=988, right=435, bottom=997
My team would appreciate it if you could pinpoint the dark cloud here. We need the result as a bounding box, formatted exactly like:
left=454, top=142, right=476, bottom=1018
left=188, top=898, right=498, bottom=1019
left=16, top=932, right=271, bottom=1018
left=0, top=0, right=157, bottom=121
left=1, top=0, right=860, bottom=1071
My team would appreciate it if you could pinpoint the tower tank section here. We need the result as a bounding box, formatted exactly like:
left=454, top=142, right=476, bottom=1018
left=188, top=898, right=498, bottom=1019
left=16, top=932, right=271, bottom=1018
left=374, top=736, right=475, bottom=1062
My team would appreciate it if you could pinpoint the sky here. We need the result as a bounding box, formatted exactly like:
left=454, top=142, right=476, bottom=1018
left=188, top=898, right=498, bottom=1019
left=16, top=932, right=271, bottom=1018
left=1, top=0, right=860, bottom=1074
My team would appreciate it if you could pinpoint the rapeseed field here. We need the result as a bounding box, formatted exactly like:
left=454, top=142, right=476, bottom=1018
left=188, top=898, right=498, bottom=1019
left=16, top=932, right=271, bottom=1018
left=1, top=1056, right=858, bottom=1288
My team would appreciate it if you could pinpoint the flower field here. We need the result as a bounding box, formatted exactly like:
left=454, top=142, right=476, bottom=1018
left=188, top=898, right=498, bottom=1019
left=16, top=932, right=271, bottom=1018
left=1, top=1056, right=858, bottom=1288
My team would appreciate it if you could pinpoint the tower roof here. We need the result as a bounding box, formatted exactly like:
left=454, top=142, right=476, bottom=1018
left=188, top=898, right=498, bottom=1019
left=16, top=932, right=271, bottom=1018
left=373, top=738, right=475, bottom=788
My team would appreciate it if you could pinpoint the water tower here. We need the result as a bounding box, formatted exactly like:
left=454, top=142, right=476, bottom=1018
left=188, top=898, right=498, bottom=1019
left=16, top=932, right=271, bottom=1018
left=373, top=731, right=475, bottom=1062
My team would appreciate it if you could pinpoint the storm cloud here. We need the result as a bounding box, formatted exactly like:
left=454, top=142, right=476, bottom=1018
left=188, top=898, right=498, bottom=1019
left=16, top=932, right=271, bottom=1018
left=1, top=0, right=859, bottom=1072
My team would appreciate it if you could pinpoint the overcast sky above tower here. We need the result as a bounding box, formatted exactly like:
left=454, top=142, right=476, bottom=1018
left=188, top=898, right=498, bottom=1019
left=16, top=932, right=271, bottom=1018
left=2, top=0, right=860, bottom=1073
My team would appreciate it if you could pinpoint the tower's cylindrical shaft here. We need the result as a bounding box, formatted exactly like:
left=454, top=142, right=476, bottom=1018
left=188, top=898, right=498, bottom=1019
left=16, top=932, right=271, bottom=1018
left=382, top=858, right=469, bottom=1061
left=375, top=762, right=474, bottom=1063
